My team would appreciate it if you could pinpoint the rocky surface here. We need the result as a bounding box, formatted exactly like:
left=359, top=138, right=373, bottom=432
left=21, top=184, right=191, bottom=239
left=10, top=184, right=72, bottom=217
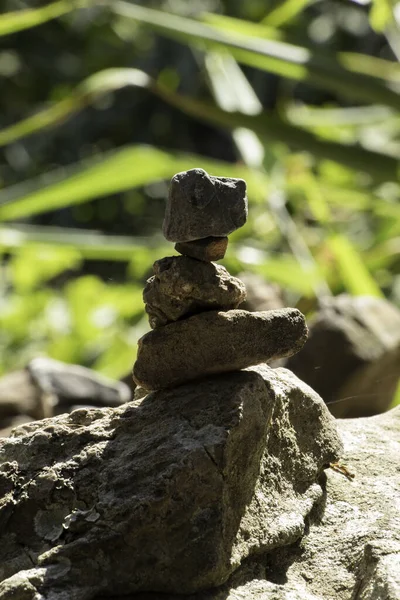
left=287, top=295, right=400, bottom=417
left=143, top=255, right=246, bottom=329
left=0, top=365, right=341, bottom=599
left=103, top=406, right=400, bottom=600
left=133, top=308, right=308, bottom=390
left=175, top=236, right=229, bottom=262
left=163, top=169, right=247, bottom=242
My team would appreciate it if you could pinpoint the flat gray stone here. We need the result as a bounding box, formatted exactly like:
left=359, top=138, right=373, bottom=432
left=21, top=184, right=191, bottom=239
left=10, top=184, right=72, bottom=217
left=0, top=365, right=342, bottom=599
left=163, top=169, right=248, bottom=242
left=133, top=308, right=308, bottom=390
left=175, top=236, right=228, bottom=262
left=143, top=256, right=246, bottom=329
left=0, top=358, right=131, bottom=437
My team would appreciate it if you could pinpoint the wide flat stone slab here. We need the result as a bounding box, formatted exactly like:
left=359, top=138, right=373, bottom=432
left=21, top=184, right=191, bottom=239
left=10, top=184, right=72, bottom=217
left=133, top=308, right=308, bottom=390
left=163, top=169, right=248, bottom=243
left=143, top=256, right=246, bottom=329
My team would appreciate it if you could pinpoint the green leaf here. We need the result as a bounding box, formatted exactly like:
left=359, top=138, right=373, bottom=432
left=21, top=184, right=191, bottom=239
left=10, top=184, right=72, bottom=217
left=113, top=2, right=400, bottom=110
left=0, top=67, right=396, bottom=184
left=201, top=12, right=281, bottom=41
left=0, top=224, right=166, bottom=261
left=327, top=234, right=383, bottom=297
left=0, top=69, right=152, bottom=148
left=369, top=0, right=393, bottom=32
left=0, top=145, right=269, bottom=221
left=93, top=333, right=138, bottom=379
left=262, top=0, right=314, bottom=28
left=292, top=172, right=332, bottom=224
left=0, top=0, right=88, bottom=37
left=10, top=244, right=81, bottom=292
left=257, top=257, right=323, bottom=297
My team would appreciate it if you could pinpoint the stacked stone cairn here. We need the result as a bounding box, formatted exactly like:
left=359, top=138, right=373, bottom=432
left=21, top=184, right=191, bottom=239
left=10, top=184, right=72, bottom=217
left=133, top=168, right=308, bottom=391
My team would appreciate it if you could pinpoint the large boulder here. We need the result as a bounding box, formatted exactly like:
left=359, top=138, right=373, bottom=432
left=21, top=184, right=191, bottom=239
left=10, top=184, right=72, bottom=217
left=287, top=295, right=400, bottom=417
left=0, top=365, right=341, bottom=599
left=173, top=404, right=400, bottom=600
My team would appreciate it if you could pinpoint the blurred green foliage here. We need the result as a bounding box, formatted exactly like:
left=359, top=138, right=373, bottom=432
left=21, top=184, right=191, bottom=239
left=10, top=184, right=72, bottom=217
left=0, top=0, right=399, bottom=393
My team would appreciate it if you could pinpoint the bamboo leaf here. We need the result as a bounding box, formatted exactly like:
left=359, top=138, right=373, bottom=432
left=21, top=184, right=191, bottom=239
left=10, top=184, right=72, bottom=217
left=113, top=2, right=400, bottom=110
left=201, top=12, right=281, bottom=41
left=202, top=11, right=400, bottom=84
left=262, top=0, right=315, bottom=28
left=0, top=68, right=396, bottom=184
left=0, top=224, right=165, bottom=260
left=0, top=0, right=88, bottom=37
left=327, top=234, right=383, bottom=297
left=0, top=69, right=152, bottom=148
left=0, top=145, right=269, bottom=221
left=369, top=0, right=393, bottom=32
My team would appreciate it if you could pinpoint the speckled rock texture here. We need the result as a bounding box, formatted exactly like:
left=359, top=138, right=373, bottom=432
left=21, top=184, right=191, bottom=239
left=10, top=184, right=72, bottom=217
left=133, top=308, right=308, bottom=390
left=143, top=255, right=246, bottom=329
left=163, top=168, right=247, bottom=242
left=103, top=406, right=400, bottom=600
left=0, top=365, right=342, bottom=599
left=175, top=237, right=229, bottom=262
left=287, top=294, right=400, bottom=417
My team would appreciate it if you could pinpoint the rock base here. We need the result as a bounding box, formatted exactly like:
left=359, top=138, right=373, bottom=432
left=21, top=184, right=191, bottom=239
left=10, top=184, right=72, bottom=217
left=0, top=365, right=341, bottom=599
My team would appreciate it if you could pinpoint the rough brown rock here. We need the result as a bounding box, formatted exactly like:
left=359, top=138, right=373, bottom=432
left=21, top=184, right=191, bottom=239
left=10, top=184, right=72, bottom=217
left=163, top=169, right=247, bottom=242
left=143, top=256, right=246, bottom=329
left=133, top=308, right=308, bottom=390
left=175, top=237, right=229, bottom=262
left=0, top=365, right=342, bottom=599
left=98, top=406, right=400, bottom=600
left=286, top=294, right=400, bottom=417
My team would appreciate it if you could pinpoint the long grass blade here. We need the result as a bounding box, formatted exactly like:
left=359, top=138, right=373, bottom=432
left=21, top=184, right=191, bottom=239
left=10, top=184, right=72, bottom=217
left=0, top=145, right=269, bottom=221
left=0, top=0, right=88, bottom=37
left=0, top=68, right=396, bottom=183
left=113, top=2, right=400, bottom=110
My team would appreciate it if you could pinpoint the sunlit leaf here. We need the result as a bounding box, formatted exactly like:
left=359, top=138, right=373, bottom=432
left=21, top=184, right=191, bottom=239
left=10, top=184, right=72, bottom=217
left=0, top=69, right=152, bottom=148
left=0, top=145, right=269, bottom=221
left=112, top=2, right=400, bottom=110
left=201, top=12, right=281, bottom=41
left=93, top=333, right=138, bottom=379
left=291, top=172, right=332, bottom=224
left=0, top=68, right=396, bottom=184
left=10, top=244, right=81, bottom=292
left=262, top=0, right=314, bottom=28
left=0, top=0, right=89, bottom=37
left=327, top=234, right=383, bottom=297
left=204, top=10, right=400, bottom=86
left=369, top=0, right=393, bottom=32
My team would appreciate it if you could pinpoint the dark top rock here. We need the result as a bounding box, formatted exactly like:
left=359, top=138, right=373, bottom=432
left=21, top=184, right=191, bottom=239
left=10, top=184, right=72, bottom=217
left=133, top=308, right=308, bottom=390
left=175, top=236, right=228, bottom=262
left=163, top=169, right=248, bottom=242
left=143, top=255, right=246, bottom=329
